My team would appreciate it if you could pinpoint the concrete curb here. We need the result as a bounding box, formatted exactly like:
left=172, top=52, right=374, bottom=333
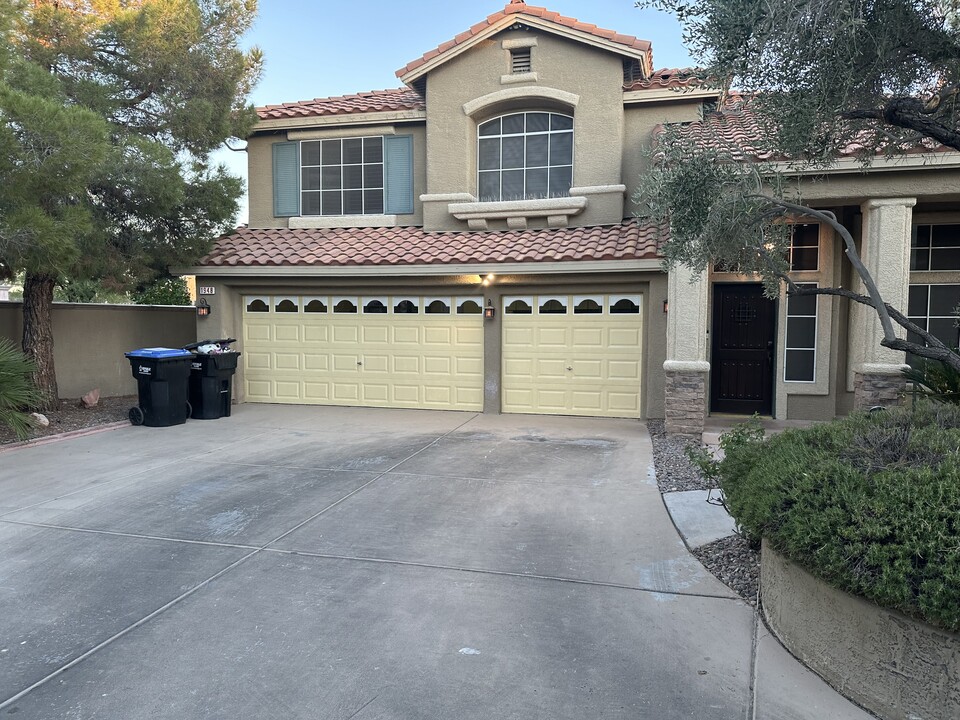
left=0, top=421, right=128, bottom=454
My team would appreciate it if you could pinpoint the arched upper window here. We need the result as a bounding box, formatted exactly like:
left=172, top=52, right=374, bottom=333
left=478, top=112, right=573, bottom=202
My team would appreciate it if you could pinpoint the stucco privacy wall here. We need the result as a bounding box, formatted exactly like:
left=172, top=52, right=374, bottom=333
left=761, top=542, right=960, bottom=720
left=193, top=272, right=668, bottom=418
left=423, top=28, right=626, bottom=231
left=247, top=124, right=427, bottom=229
left=0, top=302, right=195, bottom=398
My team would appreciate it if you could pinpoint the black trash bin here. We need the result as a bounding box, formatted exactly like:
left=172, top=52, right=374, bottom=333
left=125, top=348, right=193, bottom=427
left=187, top=351, right=240, bottom=420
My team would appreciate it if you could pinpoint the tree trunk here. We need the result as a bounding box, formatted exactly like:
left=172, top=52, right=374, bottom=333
left=22, top=272, right=59, bottom=411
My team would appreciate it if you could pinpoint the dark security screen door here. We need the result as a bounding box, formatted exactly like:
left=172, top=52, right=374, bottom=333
left=711, top=284, right=776, bottom=414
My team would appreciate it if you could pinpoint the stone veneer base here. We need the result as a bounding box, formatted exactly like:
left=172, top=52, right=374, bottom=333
left=761, top=540, right=960, bottom=720
left=664, top=370, right=706, bottom=438
left=854, top=371, right=905, bottom=410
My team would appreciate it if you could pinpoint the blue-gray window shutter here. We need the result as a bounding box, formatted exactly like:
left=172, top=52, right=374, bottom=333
left=384, top=135, right=414, bottom=215
left=272, top=141, right=299, bottom=217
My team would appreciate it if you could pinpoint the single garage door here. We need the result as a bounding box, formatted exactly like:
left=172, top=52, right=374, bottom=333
left=501, top=294, right=643, bottom=418
left=242, top=294, right=484, bottom=410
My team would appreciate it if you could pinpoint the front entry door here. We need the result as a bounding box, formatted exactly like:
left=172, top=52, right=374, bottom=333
left=711, top=284, right=776, bottom=414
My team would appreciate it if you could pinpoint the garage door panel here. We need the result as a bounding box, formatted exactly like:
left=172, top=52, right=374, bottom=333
left=572, top=327, right=604, bottom=347
left=504, top=358, right=533, bottom=377
left=504, top=327, right=533, bottom=346
left=303, top=325, right=328, bottom=343
left=536, top=327, right=569, bottom=346
left=332, top=354, right=360, bottom=372
left=333, top=325, right=359, bottom=343
left=303, top=382, right=330, bottom=400
left=274, top=324, right=300, bottom=343
left=303, top=354, right=329, bottom=372
left=535, top=389, right=568, bottom=411
left=273, top=381, right=301, bottom=401
left=363, top=355, right=389, bottom=373
left=570, top=391, right=603, bottom=411
left=243, top=295, right=482, bottom=411
left=608, top=360, right=641, bottom=381
left=423, top=326, right=451, bottom=345
left=362, top=384, right=389, bottom=402
left=245, top=324, right=271, bottom=342
left=274, top=353, right=300, bottom=371
left=393, top=355, right=420, bottom=374
left=424, top=356, right=451, bottom=375
left=607, top=392, right=640, bottom=412
left=609, top=327, right=642, bottom=348
left=536, top=359, right=568, bottom=379
left=573, top=360, right=603, bottom=379
left=392, top=326, right=420, bottom=344
left=362, top=325, right=389, bottom=344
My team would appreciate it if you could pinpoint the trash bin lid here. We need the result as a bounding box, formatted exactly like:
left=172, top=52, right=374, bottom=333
left=125, top=347, right=193, bottom=359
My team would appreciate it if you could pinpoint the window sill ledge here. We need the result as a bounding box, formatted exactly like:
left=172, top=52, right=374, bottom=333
left=289, top=215, right=400, bottom=229
left=448, top=196, right=587, bottom=230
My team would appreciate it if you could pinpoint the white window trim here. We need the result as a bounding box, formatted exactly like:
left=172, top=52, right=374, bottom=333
left=784, top=283, right=818, bottom=384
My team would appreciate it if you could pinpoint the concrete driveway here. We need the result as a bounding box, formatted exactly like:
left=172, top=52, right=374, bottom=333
left=0, top=405, right=754, bottom=718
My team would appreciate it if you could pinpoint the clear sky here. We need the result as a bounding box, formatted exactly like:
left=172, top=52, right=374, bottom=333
left=216, top=0, right=694, bottom=224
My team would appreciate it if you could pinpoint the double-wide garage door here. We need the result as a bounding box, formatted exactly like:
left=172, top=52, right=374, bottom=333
left=241, top=292, right=643, bottom=418
left=242, top=295, right=484, bottom=410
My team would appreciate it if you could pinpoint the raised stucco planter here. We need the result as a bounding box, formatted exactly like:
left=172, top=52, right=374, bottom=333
left=760, top=540, right=960, bottom=720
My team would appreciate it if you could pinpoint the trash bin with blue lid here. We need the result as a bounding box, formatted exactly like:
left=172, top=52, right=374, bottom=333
left=125, top=348, right=193, bottom=427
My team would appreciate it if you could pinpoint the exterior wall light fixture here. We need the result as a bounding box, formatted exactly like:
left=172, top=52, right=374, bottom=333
left=484, top=299, right=496, bottom=320
left=197, top=298, right=212, bottom=318
left=662, top=299, right=669, bottom=314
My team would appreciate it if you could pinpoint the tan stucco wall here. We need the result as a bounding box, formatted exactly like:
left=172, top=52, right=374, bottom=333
left=623, top=101, right=705, bottom=217
left=422, top=28, right=627, bottom=231
left=247, top=123, right=427, bottom=229
left=0, top=302, right=196, bottom=398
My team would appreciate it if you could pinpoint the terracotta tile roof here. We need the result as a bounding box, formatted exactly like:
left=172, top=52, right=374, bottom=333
left=397, top=0, right=652, bottom=79
left=667, top=101, right=943, bottom=161
left=626, top=67, right=701, bottom=92
left=257, top=89, right=425, bottom=121
left=199, top=220, right=660, bottom=268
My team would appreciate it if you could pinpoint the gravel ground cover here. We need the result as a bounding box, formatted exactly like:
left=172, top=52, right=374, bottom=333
left=648, top=419, right=760, bottom=605
left=0, top=395, right=133, bottom=446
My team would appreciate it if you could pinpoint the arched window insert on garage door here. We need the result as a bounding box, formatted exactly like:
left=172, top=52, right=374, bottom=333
left=504, top=297, right=533, bottom=314
left=457, top=298, right=483, bottom=314
left=333, top=297, right=358, bottom=313
left=609, top=296, right=641, bottom=314
left=304, top=297, right=328, bottom=313
left=424, top=298, right=451, bottom=314
left=245, top=296, right=270, bottom=313
left=363, top=297, right=388, bottom=314
left=275, top=296, right=299, bottom=313
left=394, top=297, right=419, bottom=314
left=573, top=296, right=603, bottom=314
left=478, top=112, right=574, bottom=201
left=538, top=296, right=568, bottom=314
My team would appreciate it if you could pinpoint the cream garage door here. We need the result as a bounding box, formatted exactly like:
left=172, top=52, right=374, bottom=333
left=502, top=294, right=643, bottom=418
left=242, top=295, right=484, bottom=410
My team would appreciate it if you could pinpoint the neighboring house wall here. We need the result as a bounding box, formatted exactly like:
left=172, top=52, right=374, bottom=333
left=0, top=302, right=196, bottom=398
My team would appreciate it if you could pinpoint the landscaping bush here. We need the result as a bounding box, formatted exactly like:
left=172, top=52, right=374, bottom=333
left=702, top=405, right=960, bottom=632
left=0, top=338, right=42, bottom=439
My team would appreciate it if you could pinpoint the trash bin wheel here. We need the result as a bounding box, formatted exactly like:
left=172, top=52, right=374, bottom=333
left=185, top=401, right=192, bottom=419
left=128, top=407, right=145, bottom=426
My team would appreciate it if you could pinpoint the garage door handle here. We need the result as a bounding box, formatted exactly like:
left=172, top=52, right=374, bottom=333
left=566, top=366, right=573, bottom=371
left=357, top=361, right=363, bottom=366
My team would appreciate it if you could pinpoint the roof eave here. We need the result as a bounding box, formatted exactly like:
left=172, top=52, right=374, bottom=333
left=397, top=13, right=652, bottom=87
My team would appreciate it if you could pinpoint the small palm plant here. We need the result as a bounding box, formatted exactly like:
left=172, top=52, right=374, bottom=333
left=902, top=353, right=960, bottom=405
left=0, top=339, right=42, bottom=439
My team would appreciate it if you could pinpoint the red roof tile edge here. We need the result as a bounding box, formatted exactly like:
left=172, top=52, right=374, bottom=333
left=198, top=220, right=662, bottom=268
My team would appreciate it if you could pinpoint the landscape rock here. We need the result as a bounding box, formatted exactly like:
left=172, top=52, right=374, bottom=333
left=29, top=412, right=49, bottom=428
left=80, top=388, right=101, bottom=408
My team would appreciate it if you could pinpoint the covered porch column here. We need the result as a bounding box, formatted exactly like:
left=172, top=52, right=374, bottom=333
left=663, top=265, right=710, bottom=437
left=849, top=197, right=916, bottom=409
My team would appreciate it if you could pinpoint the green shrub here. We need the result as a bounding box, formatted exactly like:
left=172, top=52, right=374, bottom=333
left=903, top=354, right=960, bottom=404
left=0, top=338, right=42, bottom=439
left=132, top=277, right=191, bottom=306
left=713, top=404, right=960, bottom=632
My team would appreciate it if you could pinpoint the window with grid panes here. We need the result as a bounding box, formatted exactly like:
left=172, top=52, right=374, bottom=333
left=300, top=137, right=384, bottom=215
left=910, top=225, right=960, bottom=270
left=478, top=112, right=573, bottom=201
left=789, top=224, right=819, bottom=271
left=784, top=284, right=817, bottom=382
left=907, top=284, right=960, bottom=365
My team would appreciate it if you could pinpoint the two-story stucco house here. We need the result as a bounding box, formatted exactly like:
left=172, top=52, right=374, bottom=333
left=179, top=0, right=960, bottom=436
